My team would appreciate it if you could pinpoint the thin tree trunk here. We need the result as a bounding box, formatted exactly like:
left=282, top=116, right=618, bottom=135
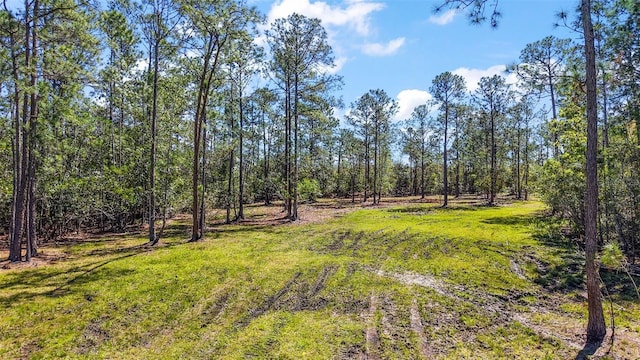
left=421, top=138, right=426, bottom=199
left=454, top=113, right=460, bottom=199
left=516, top=122, right=522, bottom=199
left=149, top=36, right=159, bottom=245
left=373, top=123, right=378, bottom=205
left=351, top=166, right=356, bottom=204
left=524, top=123, right=530, bottom=200
left=262, top=110, right=270, bottom=205
left=490, top=111, right=496, bottom=205
left=191, top=85, right=205, bottom=241
left=455, top=148, right=460, bottom=198
left=364, top=132, right=369, bottom=203
left=285, top=78, right=291, bottom=217
left=238, top=81, right=245, bottom=220
left=28, top=0, right=39, bottom=260
left=160, top=133, right=174, bottom=237
left=443, top=104, right=449, bottom=207
left=549, top=79, right=558, bottom=158
left=226, top=113, right=234, bottom=225
left=582, top=0, right=606, bottom=344
left=8, top=23, right=22, bottom=262
left=199, top=114, right=207, bottom=234
left=292, top=74, right=299, bottom=220
left=26, top=172, right=37, bottom=259
left=336, top=140, right=342, bottom=197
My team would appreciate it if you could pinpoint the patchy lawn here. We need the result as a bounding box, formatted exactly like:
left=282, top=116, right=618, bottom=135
left=1, top=196, right=639, bottom=359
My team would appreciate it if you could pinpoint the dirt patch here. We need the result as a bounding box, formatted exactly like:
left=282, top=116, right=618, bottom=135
left=19, top=339, right=43, bottom=359
left=370, top=267, right=589, bottom=355
left=240, top=272, right=302, bottom=327
left=76, top=317, right=110, bottom=355
left=1, top=250, right=67, bottom=270
left=410, top=298, right=434, bottom=358
left=510, top=259, right=526, bottom=280
left=200, top=291, right=231, bottom=329
left=236, top=265, right=341, bottom=328
left=286, top=265, right=338, bottom=311
left=363, top=294, right=381, bottom=360
left=373, top=269, right=449, bottom=297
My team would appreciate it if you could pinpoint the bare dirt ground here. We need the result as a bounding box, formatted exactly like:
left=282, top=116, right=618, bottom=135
left=207, top=195, right=452, bottom=227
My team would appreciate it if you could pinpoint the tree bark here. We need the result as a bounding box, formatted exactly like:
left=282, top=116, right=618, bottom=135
left=373, top=120, right=379, bottom=205
left=191, top=35, right=222, bottom=242
left=421, top=137, right=426, bottom=199
left=549, top=75, right=558, bottom=158
left=149, top=30, right=159, bottom=245
left=292, top=73, right=299, bottom=220
left=8, top=18, right=22, bottom=262
left=237, top=76, right=245, bottom=220
left=581, top=0, right=606, bottom=344
left=443, top=103, right=449, bottom=207
left=490, top=108, right=496, bottom=205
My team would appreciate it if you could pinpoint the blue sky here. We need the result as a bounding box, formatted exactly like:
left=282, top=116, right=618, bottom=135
left=253, top=0, right=578, bottom=121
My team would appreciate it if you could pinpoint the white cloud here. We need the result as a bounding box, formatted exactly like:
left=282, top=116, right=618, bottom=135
left=395, top=89, right=433, bottom=121
left=428, top=9, right=458, bottom=25
left=317, top=56, right=349, bottom=75
left=452, top=65, right=518, bottom=92
left=267, top=0, right=384, bottom=36
left=361, top=37, right=405, bottom=57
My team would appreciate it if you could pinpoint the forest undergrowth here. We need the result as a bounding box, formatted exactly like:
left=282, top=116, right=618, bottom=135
left=1, top=196, right=639, bottom=359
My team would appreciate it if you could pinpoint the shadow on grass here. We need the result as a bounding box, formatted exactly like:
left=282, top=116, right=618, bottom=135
left=482, top=215, right=532, bottom=227
left=386, top=206, right=479, bottom=215
left=575, top=340, right=602, bottom=360
left=0, top=241, right=186, bottom=307
left=526, top=215, right=586, bottom=293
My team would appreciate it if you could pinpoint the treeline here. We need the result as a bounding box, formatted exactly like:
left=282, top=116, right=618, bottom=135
left=0, top=0, right=638, bottom=263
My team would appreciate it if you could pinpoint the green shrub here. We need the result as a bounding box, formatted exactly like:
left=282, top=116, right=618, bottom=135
left=298, top=178, right=322, bottom=203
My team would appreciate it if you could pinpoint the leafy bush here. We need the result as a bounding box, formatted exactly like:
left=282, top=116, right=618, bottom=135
left=298, top=178, right=322, bottom=203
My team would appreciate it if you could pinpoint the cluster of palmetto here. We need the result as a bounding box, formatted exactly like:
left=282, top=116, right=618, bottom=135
left=1, top=0, right=639, bottom=346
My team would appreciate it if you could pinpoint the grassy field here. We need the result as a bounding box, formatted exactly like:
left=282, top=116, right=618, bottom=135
left=1, top=197, right=639, bottom=359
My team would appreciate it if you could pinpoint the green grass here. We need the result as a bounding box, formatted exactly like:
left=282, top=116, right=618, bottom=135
left=1, top=199, right=639, bottom=359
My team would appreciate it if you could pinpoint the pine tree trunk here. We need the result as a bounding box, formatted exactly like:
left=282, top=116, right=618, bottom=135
left=373, top=123, right=379, bottom=205
left=292, top=74, right=299, bottom=220
left=199, top=115, right=207, bottom=234
left=8, top=26, right=22, bottom=262
left=226, top=118, right=234, bottom=225
left=490, top=110, right=496, bottom=205
left=581, top=0, right=606, bottom=344
left=364, top=132, right=369, bottom=203
left=149, top=38, right=159, bottom=245
left=443, top=104, right=449, bottom=207
left=285, top=78, right=291, bottom=217
left=238, top=83, right=245, bottom=220
left=421, top=139, right=426, bottom=199
left=263, top=111, right=270, bottom=206
left=549, top=77, right=558, bottom=158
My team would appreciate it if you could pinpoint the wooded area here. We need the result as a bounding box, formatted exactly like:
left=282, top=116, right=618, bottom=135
left=1, top=0, right=639, bottom=353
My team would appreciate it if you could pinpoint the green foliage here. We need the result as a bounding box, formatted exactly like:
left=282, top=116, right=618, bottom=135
left=298, top=178, right=322, bottom=203
left=536, top=82, right=587, bottom=233
left=600, top=242, right=625, bottom=270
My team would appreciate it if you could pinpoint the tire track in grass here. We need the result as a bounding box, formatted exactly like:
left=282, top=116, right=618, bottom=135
left=363, top=294, right=381, bottom=360
left=370, top=268, right=584, bottom=352
left=410, top=298, right=434, bottom=358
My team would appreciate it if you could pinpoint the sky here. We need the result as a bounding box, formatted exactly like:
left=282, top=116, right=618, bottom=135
left=251, top=0, right=579, bottom=122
